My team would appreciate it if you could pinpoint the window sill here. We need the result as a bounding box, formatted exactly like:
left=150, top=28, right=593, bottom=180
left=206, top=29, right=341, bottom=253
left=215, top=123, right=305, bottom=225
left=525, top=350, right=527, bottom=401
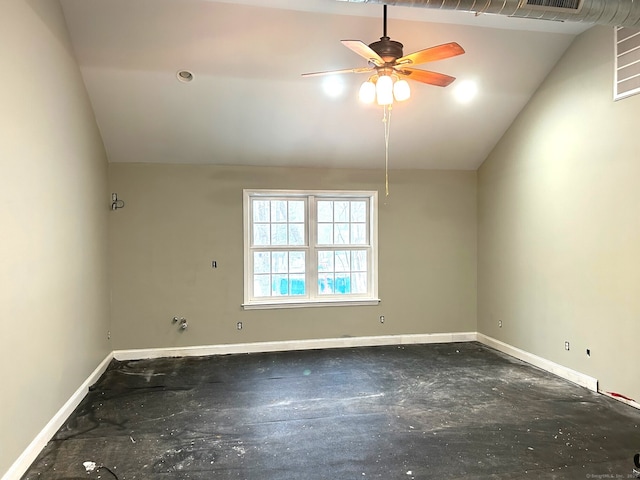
left=242, top=298, right=381, bottom=310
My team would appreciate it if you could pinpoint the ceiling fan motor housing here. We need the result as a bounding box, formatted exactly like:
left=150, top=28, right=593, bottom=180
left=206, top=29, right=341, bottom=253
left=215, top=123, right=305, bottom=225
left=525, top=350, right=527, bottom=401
left=369, top=37, right=404, bottom=63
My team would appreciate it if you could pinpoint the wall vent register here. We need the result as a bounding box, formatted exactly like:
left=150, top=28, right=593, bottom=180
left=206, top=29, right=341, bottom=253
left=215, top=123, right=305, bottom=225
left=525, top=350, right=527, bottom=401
left=615, top=27, right=640, bottom=100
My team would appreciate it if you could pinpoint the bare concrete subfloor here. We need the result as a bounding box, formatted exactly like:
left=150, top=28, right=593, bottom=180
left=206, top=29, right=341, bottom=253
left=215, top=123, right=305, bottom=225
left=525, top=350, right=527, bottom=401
left=22, top=342, right=640, bottom=479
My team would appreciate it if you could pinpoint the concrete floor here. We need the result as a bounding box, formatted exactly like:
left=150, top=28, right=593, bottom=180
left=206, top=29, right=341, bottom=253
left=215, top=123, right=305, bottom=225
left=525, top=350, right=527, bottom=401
left=22, top=342, right=640, bottom=479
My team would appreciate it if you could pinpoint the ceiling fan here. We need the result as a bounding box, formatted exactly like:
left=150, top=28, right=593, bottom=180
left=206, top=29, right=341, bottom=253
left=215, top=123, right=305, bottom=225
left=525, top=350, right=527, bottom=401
left=302, top=5, right=465, bottom=104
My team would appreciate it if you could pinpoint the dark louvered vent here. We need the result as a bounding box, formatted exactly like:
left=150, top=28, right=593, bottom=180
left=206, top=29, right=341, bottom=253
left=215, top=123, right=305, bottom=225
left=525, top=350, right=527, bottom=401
left=522, top=0, right=582, bottom=12
left=615, top=27, right=640, bottom=100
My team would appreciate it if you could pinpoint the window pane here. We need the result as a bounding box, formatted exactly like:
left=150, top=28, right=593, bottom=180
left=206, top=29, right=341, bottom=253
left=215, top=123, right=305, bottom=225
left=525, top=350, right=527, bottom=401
left=253, top=252, right=270, bottom=274
left=289, top=223, right=305, bottom=245
left=254, top=275, right=271, bottom=297
left=317, top=201, right=333, bottom=222
left=289, top=274, right=306, bottom=296
left=253, top=200, right=270, bottom=222
left=350, top=224, right=367, bottom=245
left=271, top=224, right=288, bottom=245
left=334, top=201, right=349, bottom=222
left=290, top=252, right=306, bottom=273
left=350, top=201, right=366, bottom=222
left=351, top=273, right=367, bottom=294
left=351, top=250, right=368, bottom=271
left=253, top=224, right=270, bottom=246
left=272, top=275, right=289, bottom=296
left=289, top=201, right=305, bottom=222
left=318, top=274, right=334, bottom=294
left=271, top=201, right=287, bottom=222
left=334, top=251, right=350, bottom=272
left=334, top=274, right=351, bottom=294
left=318, top=224, right=333, bottom=245
left=334, top=224, right=349, bottom=244
left=317, top=251, right=333, bottom=272
left=272, top=251, right=288, bottom=273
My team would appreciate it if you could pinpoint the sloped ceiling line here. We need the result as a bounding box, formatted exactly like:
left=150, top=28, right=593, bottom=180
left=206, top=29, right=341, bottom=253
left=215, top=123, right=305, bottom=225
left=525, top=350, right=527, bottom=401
left=59, top=0, right=581, bottom=170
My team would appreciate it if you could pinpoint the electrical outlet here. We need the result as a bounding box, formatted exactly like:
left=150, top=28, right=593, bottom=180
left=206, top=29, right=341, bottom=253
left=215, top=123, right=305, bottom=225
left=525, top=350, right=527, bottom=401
left=498, top=320, right=502, bottom=328
left=586, top=348, right=591, bottom=357
left=107, top=331, right=111, bottom=340
left=237, top=322, right=243, bottom=330
left=379, top=315, right=385, bottom=324
left=564, top=341, right=570, bottom=351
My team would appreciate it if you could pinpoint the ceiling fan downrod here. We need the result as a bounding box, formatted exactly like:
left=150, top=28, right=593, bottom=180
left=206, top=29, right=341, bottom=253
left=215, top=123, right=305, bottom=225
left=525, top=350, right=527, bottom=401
left=383, top=4, right=387, bottom=38
left=370, top=5, right=404, bottom=62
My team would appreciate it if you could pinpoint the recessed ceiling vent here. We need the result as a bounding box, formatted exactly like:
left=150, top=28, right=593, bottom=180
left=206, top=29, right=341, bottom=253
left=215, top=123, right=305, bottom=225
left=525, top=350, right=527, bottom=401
left=520, top=0, right=583, bottom=13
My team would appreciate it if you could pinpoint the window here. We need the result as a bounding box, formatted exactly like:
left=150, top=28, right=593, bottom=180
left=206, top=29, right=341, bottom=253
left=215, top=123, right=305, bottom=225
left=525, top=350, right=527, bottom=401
left=243, top=190, right=379, bottom=309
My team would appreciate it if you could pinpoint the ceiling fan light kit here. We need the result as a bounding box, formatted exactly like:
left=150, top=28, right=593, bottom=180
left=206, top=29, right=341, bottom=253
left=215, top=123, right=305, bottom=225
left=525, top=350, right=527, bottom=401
left=358, top=74, right=411, bottom=105
left=302, top=5, right=466, bottom=193
left=302, top=5, right=465, bottom=103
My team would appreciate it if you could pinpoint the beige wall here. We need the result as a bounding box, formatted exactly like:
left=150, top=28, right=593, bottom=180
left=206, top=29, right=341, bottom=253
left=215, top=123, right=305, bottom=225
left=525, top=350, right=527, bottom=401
left=11, top=2, right=638, bottom=475
left=478, top=25, right=640, bottom=401
left=109, top=164, right=477, bottom=349
left=0, top=0, right=110, bottom=476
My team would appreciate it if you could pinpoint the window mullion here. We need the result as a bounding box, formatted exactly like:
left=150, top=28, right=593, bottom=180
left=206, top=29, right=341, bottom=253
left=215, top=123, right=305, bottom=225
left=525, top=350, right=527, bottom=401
left=308, top=195, right=318, bottom=300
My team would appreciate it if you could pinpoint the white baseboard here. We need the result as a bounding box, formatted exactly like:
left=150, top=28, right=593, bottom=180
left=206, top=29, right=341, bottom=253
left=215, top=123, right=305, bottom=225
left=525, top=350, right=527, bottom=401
left=1, top=352, right=114, bottom=480
left=476, top=333, right=599, bottom=392
left=7, top=332, right=617, bottom=480
left=113, top=332, right=478, bottom=361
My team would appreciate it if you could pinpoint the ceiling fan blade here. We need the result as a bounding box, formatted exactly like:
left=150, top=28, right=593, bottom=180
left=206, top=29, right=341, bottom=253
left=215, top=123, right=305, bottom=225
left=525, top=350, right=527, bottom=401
left=301, top=66, right=374, bottom=78
left=396, top=68, right=456, bottom=87
left=396, top=42, right=465, bottom=67
left=341, top=40, right=384, bottom=66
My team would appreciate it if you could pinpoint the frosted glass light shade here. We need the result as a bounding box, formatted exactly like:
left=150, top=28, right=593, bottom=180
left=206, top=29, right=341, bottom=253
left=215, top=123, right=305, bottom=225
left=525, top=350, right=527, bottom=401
left=376, top=75, right=393, bottom=105
left=393, top=79, right=410, bottom=102
left=359, top=81, right=376, bottom=103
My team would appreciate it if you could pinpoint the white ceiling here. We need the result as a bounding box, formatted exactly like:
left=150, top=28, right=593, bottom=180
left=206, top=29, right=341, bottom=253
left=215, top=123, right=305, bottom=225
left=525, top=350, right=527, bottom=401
left=60, top=0, right=588, bottom=170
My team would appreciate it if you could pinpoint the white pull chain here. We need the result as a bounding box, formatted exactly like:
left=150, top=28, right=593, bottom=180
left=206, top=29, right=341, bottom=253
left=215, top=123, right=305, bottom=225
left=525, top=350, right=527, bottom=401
left=382, top=104, right=392, bottom=196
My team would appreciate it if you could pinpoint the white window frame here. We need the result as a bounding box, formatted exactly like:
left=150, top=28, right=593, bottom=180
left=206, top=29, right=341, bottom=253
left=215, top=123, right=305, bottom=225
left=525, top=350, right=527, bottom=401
left=242, top=189, right=379, bottom=310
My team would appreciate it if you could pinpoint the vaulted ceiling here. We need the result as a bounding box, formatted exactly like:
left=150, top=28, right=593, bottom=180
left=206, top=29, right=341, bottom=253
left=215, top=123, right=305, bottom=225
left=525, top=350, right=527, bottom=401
left=60, top=0, right=589, bottom=170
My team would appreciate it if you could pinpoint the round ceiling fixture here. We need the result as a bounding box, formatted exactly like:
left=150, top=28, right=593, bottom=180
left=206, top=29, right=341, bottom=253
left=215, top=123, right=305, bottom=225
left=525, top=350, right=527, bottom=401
left=176, top=70, right=194, bottom=83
